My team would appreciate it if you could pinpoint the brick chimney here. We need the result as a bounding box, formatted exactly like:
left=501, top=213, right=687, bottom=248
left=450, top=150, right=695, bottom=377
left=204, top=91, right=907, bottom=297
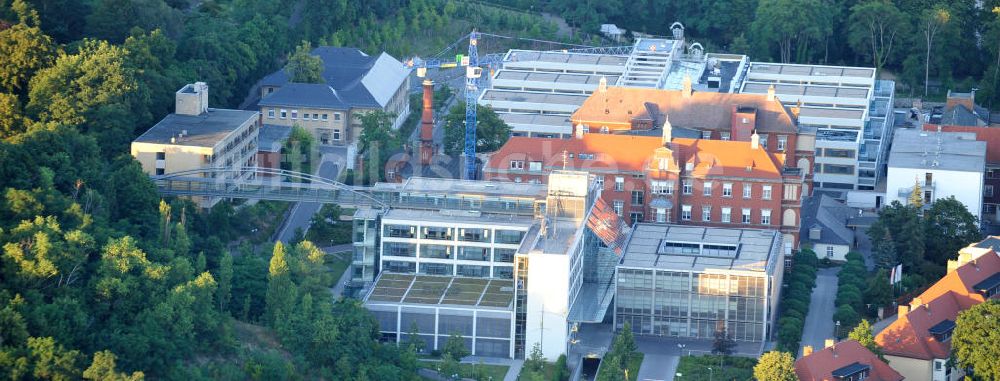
left=419, top=80, right=435, bottom=164
left=731, top=105, right=757, bottom=142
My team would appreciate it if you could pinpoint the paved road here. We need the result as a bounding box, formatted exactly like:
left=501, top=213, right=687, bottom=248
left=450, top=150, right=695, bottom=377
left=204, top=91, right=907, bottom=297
left=327, top=245, right=354, bottom=298
left=274, top=152, right=344, bottom=243
left=636, top=354, right=678, bottom=381
left=799, top=267, right=841, bottom=357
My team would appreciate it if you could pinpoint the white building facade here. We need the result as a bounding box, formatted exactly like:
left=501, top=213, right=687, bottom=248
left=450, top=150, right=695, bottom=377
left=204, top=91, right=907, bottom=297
left=886, top=129, right=986, bottom=220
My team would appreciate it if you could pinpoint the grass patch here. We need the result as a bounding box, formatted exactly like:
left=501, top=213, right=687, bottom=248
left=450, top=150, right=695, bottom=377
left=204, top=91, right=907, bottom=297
left=417, top=360, right=508, bottom=380
left=625, top=353, right=643, bottom=381
left=327, top=256, right=351, bottom=285
left=675, top=355, right=756, bottom=381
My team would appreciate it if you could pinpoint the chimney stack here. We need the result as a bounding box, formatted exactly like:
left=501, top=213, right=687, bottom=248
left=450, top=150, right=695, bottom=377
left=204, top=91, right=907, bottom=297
left=803, top=346, right=814, bottom=357
left=662, top=114, right=673, bottom=144
left=767, top=84, right=776, bottom=102
left=419, top=80, right=436, bottom=164
left=682, top=75, right=692, bottom=98
left=751, top=131, right=760, bottom=149
left=911, top=297, right=923, bottom=310
left=898, top=304, right=910, bottom=316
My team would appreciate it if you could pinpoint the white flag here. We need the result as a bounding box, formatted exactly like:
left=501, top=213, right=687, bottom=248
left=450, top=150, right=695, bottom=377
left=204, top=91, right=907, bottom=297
left=892, top=264, right=903, bottom=284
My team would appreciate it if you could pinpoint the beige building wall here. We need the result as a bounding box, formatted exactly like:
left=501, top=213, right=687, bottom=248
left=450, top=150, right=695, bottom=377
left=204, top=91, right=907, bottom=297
left=261, top=106, right=348, bottom=145
left=811, top=243, right=851, bottom=262
left=885, top=354, right=931, bottom=381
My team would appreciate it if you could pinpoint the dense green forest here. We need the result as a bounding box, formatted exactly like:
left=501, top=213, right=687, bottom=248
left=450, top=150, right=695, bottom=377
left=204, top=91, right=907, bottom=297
left=0, top=0, right=560, bottom=378
left=495, top=0, right=1000, bottom=105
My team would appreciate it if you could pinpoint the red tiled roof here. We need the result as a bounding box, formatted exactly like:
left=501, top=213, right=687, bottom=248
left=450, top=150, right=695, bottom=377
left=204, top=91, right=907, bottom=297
left=571, top=86, right=797, bottom=134
left=875, top=251, right=1000, bottom=360
left=794, top=340, right=904, bottom=381
left=924, top=124, right=1000, bottom=164
left=484, top=134, right=784, bottom=179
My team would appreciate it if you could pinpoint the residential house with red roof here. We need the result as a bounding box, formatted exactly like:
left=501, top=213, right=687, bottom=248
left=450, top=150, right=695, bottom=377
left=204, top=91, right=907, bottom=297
left=795, top=339, right=904, bottom=381
left=483, top=123, right=806, bottom=249
left=875, top=247, right=1000, bottom=381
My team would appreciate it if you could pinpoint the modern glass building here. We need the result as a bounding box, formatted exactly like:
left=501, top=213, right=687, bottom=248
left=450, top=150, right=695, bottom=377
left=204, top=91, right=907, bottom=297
left=615, top=224, right=784, bottom=344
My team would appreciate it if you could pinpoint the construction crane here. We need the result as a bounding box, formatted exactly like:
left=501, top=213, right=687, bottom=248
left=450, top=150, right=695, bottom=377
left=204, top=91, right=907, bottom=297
left=405, top=31, right=631, bottom=180
left=406, top=31, right=505, bottom=180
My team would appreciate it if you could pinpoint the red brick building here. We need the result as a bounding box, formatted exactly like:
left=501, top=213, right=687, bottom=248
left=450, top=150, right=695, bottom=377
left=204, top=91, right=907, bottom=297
left=483, top=128, right=806, bottom=248
left=795, top=339, right=904, bottom=381
left=569, top=85, right=815, bottom=190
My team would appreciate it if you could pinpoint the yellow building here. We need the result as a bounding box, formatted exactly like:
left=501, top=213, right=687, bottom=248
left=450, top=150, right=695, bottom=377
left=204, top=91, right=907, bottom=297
left=258, top=46, right=411, bottom=146
left=131, top=82, right=261, bottom=207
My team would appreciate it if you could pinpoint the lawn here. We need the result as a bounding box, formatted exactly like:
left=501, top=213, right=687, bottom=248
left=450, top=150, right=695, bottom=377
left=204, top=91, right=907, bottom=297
left=417, top=360, right=508, bottom=381
left=326, top=255, right=351, bottom=285
left=518, top=360, right=570, bottom=381
left=625, top=353, right=643, bottom=381
left=675, top=355, right=756, bottom=381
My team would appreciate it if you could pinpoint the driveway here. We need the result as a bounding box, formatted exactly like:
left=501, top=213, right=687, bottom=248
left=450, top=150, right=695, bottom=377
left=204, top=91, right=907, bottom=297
left=799, top=267, right=841, bottom=357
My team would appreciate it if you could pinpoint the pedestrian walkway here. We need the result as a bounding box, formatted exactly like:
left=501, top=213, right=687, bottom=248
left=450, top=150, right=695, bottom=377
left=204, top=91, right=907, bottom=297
left=799, top=267, right=841, bottom=357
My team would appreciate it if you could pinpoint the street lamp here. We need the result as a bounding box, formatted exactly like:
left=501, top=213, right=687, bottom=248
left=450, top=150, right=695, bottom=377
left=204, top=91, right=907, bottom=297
left=677, top=343, right=686, bottom=356
left=676, top=373, right=682, bottom=379
left=708, top=367, right=713, bottom=381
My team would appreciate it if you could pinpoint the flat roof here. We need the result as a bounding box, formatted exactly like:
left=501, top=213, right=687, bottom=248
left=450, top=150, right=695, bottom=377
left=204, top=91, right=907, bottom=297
left=382, top=208, right=534, bottom=227
left=620, top=224, right=780, bottom=273
left=134, top=108, right=259, bottom=147
left=505, top=50, right=628, bottom=67
left=798, top=107, right=867, bottom=120
left=499, top=113, right=571, bottom=128
left=480, top=89, right=589, bottom=106
left=635, top=38, right=678, bottom=53
left=742, top=82, right=871, bottom=99
left=494, top=70, right=618, bottom=86
left=366, top=273, right=515, bottom=309
left=389, top=176, right=547, bottom=199
left=747, top=62, right=875, bottom=79
left=888, top=129, right=986, bottom=172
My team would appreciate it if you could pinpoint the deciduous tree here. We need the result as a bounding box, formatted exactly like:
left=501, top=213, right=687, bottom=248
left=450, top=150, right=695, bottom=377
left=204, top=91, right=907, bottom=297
left=443, top=102, right=511, bottom=156
left=753, top=350, right=796, bottom=381
left=952, top=300, right=1000, bottom=380
left=285, top=41, right=323, bottom=84
left=847, top=0, right=908, bottom=73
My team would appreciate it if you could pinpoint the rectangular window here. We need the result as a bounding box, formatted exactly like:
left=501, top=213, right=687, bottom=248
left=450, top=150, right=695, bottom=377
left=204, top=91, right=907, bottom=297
left=721, top=207, right=732, bottom=223
left=632, top=191, right=645, bottom=205
left=682, top=180, right=693, bottom=195
left=615, top=177, right=625, bottom=192
left=629, top=212, right=644, bottom=224
left=156, top=152, right=166, bottom=160
left=761, top=209, right=771, bottom=225
left=494, top=248, right=516, bottom=263
left=655, top=208, right=666, bottom=223
left=723, top=183, right=733, bottom=197
left=495, top=230, right=525, bottom=245
left=529, top=161, right=542, bottom=171
left=267, top=109, right=275, bottom=118
left=613, top=200, right=624, bottom=216
left=302, top=113, right=310, bottom=120
left=651, top=180, right=673, bottom=195
left=777, top=135, right=787, bottom=151
left=762, top=185, right=772, bottom=200
left=333, top=129, right=341, bottom=141
left=721, top=132, right=731, bottom=141
left=280, top=109, right=287, bottom=119
left=742, top=208, right=752, bottom=224
left=421, top=226, right=452, bottom=240
left=702, top=206, right=711, bottom=222
left=334, top=113, right=341, bottom=121
left=681, top=205, right=692, bottom=221
left=155, top=168, right=165, bottom=175
left=759, top=134, right=768, bottom=149
left=701, top=131, right=711, bottom=139
left=595, top=176, right=605, bottom=189
left=784, top=185, right=798, bottom=201
left=458, top=228, right=489, bottom=242
left=703, top=181, right=712, bottom=196
left=824, top=148, right=855, bottom=158
left=826, top=246, right=834, bottom=258
left=510, top=160, right=524, bottom=170
left=743, top=184, right=752, bottom=199
left=291, top=110, right=298, bottom=119
left=986, top=185, right=994, bottom=197
left=321, top=113, right=328, bottom=120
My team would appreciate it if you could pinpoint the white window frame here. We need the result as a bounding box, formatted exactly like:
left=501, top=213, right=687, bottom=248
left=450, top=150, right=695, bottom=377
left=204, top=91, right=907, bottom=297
left=510, top=160, right=524, bottom=170
left=777, top=135, right=787, bottom=151
left=291, top=110, right=298, bottom=119
left=280, top=109, right=287, bottom=119
left=613, top=200, right=624, bottom=216
left=655, top=208, right=667, bottom=223
left=703, top=181, right=712, bottom=196
left=762, top=185, right=772, bottom=200
left=681, top=205, right=692, bottom=221
left=334, top=113, right=341, bottom=121
left=742, top=208, right=752, bottom=224
left=267, top=109, right=275, bottom=118
left=784, top=184, right=798, bottom=201
left=595, top=176, right=605, bottom=189
left=721, top=207, right=732, bottom=223
left=743, top=184, right=752, bottom=199
left=826, top=246, right=834, bottom=258
left=723, top=183, right=733, bottom=197
left=682, top=180, right=693, bottom=195
left=761, top=209, right=771, bottom=225
left=721, top=132, right=731, bottom=141
left=615, top=176, right=625, bottom=192
left=333, top=129, right=342, bottom=141
left=701, top=130, right=711, bottom=139
left=529, top=161, right=542, bottom=171
left=702, top=206, right=711, bottom=222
